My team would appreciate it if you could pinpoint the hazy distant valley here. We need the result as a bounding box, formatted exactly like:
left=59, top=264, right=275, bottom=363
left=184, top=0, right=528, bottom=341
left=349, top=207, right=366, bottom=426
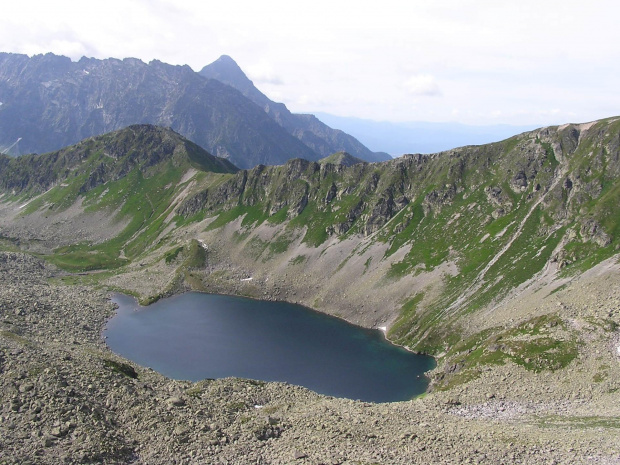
left=1, top=53, right=620, bottom=464
left=314, top=112, right=538, bottom=156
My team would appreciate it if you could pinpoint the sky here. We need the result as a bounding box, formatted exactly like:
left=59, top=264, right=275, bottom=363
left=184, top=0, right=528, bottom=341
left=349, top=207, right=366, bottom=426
left=2, top=0, right=620, bottom=126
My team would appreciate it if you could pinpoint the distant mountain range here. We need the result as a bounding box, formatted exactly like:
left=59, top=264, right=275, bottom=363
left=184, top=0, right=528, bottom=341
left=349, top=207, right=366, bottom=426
left=199, top=56, right=390, bottom=163
left=0, top=52, right=389, bottom=168
left=314, top=112, right=539, bottom=156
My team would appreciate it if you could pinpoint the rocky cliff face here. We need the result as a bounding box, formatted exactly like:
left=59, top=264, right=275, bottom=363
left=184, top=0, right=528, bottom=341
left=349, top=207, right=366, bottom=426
left=0, top=53, right=318, bottom=169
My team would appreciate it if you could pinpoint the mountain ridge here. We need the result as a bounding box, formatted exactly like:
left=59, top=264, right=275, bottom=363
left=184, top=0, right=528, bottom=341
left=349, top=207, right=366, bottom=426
left=200, top=55, right=391, bottom=162
left=0, top=52, right=318, bottom=169
left=0, top=124, right=237, bottom=195
left=0, top=52, right=388, bottom=168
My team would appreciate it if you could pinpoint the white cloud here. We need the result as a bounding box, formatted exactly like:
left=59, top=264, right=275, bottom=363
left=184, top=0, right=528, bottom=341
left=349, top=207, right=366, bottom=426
left=1, top=0, right=620, bottom=126
left=403, top=74, right=441, bottom=97
left=246, top=62, right=284, bottom=86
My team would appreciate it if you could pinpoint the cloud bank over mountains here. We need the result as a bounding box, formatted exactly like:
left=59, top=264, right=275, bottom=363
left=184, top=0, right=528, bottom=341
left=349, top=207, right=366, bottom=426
left=2, top=0, right=619, bottom=126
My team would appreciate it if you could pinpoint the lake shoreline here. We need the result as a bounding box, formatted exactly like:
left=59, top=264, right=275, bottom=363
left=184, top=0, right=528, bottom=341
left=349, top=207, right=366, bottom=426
left=3, top=252, right=620, bottom=463
left=105, top=286, right=438, bottom=395
left=104, top=291, right=435, bottom=403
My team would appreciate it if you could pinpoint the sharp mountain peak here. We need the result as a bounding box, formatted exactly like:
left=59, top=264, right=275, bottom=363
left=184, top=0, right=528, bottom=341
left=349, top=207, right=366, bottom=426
left=199, top=56, right=391, bottom=163
left=0, top=52, right=389, bottom=169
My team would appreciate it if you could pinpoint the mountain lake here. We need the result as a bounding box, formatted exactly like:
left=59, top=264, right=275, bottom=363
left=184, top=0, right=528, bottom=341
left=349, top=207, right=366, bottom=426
left=104, top=292, right=436, bottom=403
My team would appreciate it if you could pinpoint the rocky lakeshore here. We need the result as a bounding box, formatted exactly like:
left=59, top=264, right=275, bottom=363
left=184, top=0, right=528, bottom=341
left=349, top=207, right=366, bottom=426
left=1, top=251, right=620, bottom=464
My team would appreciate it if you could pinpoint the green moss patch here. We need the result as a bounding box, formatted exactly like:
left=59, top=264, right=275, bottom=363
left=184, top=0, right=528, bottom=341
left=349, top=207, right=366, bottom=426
left=102, top=359, right=138, bottom=379
left=433, top=315, right=580, bottom=390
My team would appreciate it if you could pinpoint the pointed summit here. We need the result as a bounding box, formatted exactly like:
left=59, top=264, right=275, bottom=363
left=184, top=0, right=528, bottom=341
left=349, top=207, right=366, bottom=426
left=207, top=55, right=246, bottom=77
left=200, top=55, right=391, bottom=163
left=319, top=151, right=366, bottom=167
left=213, top=55, right=240, bottom=67
left=199, top=55, right=259, bottom=101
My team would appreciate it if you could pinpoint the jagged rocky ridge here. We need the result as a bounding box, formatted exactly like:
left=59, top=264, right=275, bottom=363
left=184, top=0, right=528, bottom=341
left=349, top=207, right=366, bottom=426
left=178, top=119, right=618, bottom=245
left=0, top=52, right=387, bottom=168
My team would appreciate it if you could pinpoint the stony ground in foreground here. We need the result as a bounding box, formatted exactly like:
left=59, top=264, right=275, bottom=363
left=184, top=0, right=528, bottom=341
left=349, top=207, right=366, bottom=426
left=1, top=252, right=620, bottom=464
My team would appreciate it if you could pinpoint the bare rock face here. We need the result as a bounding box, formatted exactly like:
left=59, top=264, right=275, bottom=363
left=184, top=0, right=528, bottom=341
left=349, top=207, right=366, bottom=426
left=423, top=184, right=456, bottom=216
left=511, top=170, right=528, bottom=191
left=580, top=218, right=612, bottom=247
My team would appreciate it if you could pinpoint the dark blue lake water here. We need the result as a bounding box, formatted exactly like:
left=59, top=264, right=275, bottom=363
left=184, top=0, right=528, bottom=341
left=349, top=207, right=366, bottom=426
left=104, top=292, right=435, bottom=403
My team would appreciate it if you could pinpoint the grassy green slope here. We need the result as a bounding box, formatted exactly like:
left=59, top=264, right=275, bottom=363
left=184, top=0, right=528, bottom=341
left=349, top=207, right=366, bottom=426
left=318, top=151, right=366, bottom=167
left=178, top=118, right=620, bottom=356
left=3, top=118, right=619, bottom=387
left=0, top=125, right=236, bottom=271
